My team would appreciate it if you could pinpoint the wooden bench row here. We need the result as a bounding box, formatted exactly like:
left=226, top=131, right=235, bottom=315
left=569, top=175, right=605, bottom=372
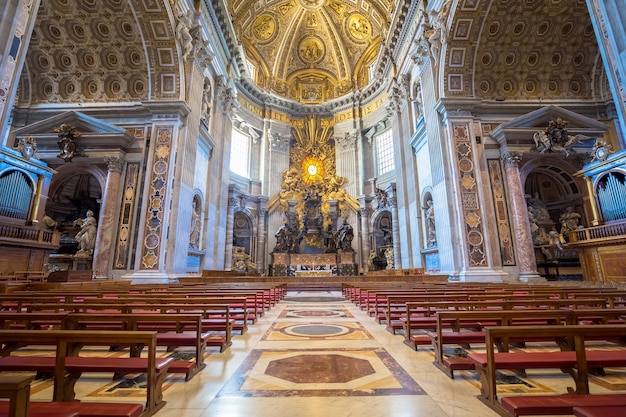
left=0, top=373, right=143, bottom=417
left=0, top=330, right=169, bottom=417
left=424, top=308, right=626, bottom=378
left=471, top=324, right=626, bottom=417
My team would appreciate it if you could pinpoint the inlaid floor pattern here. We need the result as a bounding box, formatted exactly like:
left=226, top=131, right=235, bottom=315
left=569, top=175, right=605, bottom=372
left=25, top=290, right=626, bottom=417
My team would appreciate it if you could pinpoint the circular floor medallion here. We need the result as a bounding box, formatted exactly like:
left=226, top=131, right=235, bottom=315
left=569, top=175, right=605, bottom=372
left=282, top=296, right=346, bottom=302
left=284, top=324, right=350, bottom=337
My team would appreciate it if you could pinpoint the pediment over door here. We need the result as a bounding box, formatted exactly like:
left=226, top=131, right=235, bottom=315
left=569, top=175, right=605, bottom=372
left=12, top=111, right=134, bottom=163
left=490, top=106, right=609, bottom=155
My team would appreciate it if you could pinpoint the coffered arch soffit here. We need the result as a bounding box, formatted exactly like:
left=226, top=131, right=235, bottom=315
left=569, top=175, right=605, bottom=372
left=442, top=0, right=610, bottom=101
left=229, top=0, right=395, bottom=104
left=18, top=0, right=181, bottom=106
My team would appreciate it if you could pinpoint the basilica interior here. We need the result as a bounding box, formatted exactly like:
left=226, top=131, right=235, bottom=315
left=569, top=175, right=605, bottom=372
left=2, top=1, right=626, bottom=281
left=3, top=2, right=626, bottom=417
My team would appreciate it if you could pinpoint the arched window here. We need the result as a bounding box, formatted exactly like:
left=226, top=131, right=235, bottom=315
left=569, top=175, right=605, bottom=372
left=0, top=170, right=34, bottom=220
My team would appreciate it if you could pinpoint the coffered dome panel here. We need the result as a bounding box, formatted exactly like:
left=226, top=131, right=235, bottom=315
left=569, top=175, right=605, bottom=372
left=20, top=0, right=168, bottom=104
left=445, top=0, right=610, bottom=102
left=229, top=0, right=394, bottom=103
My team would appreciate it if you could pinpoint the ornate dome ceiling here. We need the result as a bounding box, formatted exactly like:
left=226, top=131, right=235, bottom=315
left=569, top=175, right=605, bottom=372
left=228, top=0, right=395, bottom=104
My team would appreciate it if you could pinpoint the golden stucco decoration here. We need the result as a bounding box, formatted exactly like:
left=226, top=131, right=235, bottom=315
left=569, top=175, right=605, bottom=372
left=347, top=14, right=371, bottom=41
left=299, top=37, right=325, bottom=63
left=301, top=156, right=325, bottom=184
left=268, top=115, right=359, bottom=229
left=228, top=0, right=390, bottom=103
left=252, top=14, right=277, bottom=42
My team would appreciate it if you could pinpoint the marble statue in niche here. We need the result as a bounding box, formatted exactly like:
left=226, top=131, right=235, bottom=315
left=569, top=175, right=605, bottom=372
left=423, top=197, right=437, bottom=247
left=189, top=196, right=202, bottom=249
left=201, top=78, right=212, bottom=124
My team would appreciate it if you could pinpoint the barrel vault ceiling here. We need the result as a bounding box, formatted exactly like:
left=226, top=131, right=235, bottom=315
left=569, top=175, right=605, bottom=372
left=15, top=0, right=611, bottom=109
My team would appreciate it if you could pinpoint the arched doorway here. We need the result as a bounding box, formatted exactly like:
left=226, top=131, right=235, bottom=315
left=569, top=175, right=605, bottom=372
left=524, top=165, right=585, bottom=280
left=46, top=172, right=102, bottom=255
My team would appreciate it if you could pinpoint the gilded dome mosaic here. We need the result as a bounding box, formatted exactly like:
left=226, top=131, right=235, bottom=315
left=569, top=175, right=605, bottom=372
left=228, top=0, right=395, bottom=103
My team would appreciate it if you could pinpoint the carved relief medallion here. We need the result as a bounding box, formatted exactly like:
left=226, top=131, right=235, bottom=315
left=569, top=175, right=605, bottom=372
left=299, top=0, right=324, bottom=9
left=253, top=14, right=277, bottom=42
left=299, top=36, right=325, bottom=63
left=347, top=14, right=371, bottom=40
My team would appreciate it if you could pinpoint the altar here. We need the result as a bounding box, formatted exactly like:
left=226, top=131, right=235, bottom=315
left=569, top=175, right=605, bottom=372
left=269, top=252, right=357, bottom=276
left=296, top=270, right=332, bottom=277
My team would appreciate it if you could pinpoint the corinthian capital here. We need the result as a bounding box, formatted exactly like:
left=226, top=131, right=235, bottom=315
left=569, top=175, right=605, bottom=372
left=104, top=156, right=124, bottom=172
left=501, top=151, right=522, bottom=168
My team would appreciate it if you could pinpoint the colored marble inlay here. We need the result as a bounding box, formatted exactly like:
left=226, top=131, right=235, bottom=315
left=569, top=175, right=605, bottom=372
left=114, top=162, right=139, bottom=269
left=487, top=159, right=516, bottom=266
left=262, top=322, right=371, bottom=341
left=452, top=123, right=487, bottom=266
left=278, top=308, right=353, bottom=318
left=140, top=126, right=173, bottom=269
left=217, top=347, right=425, bottom=397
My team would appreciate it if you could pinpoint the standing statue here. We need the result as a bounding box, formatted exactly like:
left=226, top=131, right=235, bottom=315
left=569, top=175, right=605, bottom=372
left=201, top=77, right=212, bottom=123
left=74, top=210, right=97, bottom=257
left=189, top=199, right=201, bottom=249
left=323, top=223, right=337, bottom=253
left=367, top=250, right=378, bottom=271
left=273, top=220, right=294, bottom=253
left=337, top=220, right=354, bottom=252
left=559, top=206, right=582, bottom=238
left=384, top=247, right=395, bottom=270
left=423, top=199, right=437, bottom=247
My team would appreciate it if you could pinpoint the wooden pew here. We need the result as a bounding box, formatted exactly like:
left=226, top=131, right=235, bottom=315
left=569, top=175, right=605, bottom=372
left=63, top=313, right=208, bottom=381
left=573, top=405, right=626, bottom=417
left=106, top=294, right=251, bottom=332
left=0, top=330, right=171, bottom=417
left=428, top=309, right=574, bottom=378
left=467, top=325, right=626, bottom=417
left=0, top=374, right=33, bottom=417
left=0, top=373, right=143, bottom=417
left=23, top=302, right=233, bottom=352
left=0, top=312, right=68, bottom=330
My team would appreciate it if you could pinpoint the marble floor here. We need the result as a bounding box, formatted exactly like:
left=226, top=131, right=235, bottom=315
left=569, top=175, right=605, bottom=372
left=29, top=290, right=626, bottom=416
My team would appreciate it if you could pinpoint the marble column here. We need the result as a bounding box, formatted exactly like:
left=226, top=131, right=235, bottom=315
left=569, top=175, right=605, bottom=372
left=584, top=176, right=601, bottom=226
left=359, top=206, right=371, bottom=271
left=501, top=151, right=541, bottom=281
left=224, top=193, right=237, bottom=269
left=256, top=203, right=267, bottom=273
left=0, top=0, right=41, bottom=144
left=93, top=156, right=123, bottom=279
left=390, top=193, right=401, bottom=270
